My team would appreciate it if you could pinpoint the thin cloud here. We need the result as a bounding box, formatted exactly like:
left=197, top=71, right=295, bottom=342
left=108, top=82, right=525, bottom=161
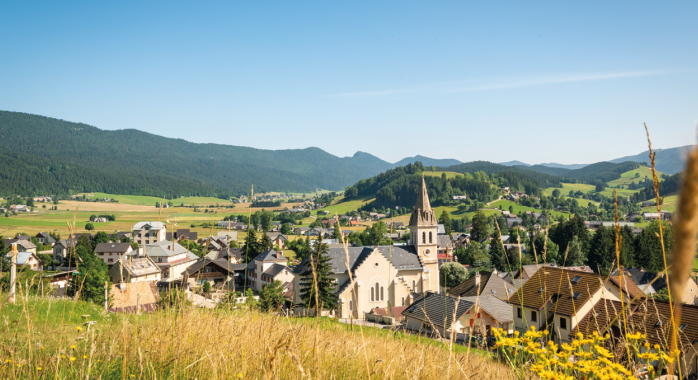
left=328, top=70, right=665, bottom=98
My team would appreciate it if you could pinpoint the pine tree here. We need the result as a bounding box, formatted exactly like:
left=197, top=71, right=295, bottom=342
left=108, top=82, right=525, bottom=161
left=259, top=280, right=285, bottom=312
left=259, top=233, right=273, bottom=252
left=242, top=228, right=259, bottom=263
left=588, top=226, right=615, bottom=274
left=471, top=210, right=489, bottom=243
left=489, top=228, right=505, bottom=271
left=0, top=238, right=9, bottom=272
left=299, top=239, right=338, bottom=315
left=566, top=236, right=587, bottom=267
left=634, top=221, right=673, bottom=272
left=332, top=226, right=342, bottom=240
left=67, top=245, right=109, bottom=305
left=439, top=210, right=452, bottom=236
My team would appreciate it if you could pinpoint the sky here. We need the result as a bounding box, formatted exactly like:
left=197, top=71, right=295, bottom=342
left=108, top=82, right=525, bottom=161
left=1, top=1, right=697, bottom=165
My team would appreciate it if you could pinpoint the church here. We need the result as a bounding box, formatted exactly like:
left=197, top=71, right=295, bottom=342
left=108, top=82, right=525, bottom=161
left=292, top=173, right=441, bottom=319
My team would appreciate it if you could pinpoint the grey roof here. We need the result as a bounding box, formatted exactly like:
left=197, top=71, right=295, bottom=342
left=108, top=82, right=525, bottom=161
left=437, top=224, right=446, bottom=234
left=402, top=292, right=476, bottom=329
left=437, top=235, right=453, bottom=249
left=95, top=242, right=131, bottom=253
left=255, top=249, right=285, bottom=262
left=186, top=258, right=247, bottom=275
left=263, top=263, right=290, bottom=278
left=140, top=241, right=198, bottom=261
left=16, top=252, right=39, bottom=265
left=293, top=245, right=423, bottom=275
left=461, top=295, right=513, bottom=323
left=132, top=221, right=166, bottom=231
left=611, top=267, right=668, bottom=292
left=447, top=271, right=517, bottom=300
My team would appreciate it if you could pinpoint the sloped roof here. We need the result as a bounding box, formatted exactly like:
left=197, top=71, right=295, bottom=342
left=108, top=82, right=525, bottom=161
left=186, top=258, right=246, bottom=275
left=293, top=245, right=422, bottom=275
left=402, top=292, right=475, bottom=329
left=507, top=267, right=606, bottom=317
left=16, top=251, right=40, bottom=265
left=609, top=276, right=646, bottom=299
left=95, top=242, right=131, bottom=253
left=119, top=257, right=161, bottom=277
left=132, top=221, right=166, bottom=231
left=462, top=295, right=513, bottom=323
left=141, top=241, right=195, bottom=259
left=263, top=263, right=290, bottom=277
left=437, top=235, right=453, bottom=249
left=255, top=249, right=285, bottom=262
left=448, top=271, right=517, bottom=300
left=370, top=306, right=409, bottom=317
left=110, top=281, right=159, bottom=311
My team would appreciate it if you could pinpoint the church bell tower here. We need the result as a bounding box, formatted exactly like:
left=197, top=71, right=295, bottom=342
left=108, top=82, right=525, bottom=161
left=409, top=173, right=439, bottom=268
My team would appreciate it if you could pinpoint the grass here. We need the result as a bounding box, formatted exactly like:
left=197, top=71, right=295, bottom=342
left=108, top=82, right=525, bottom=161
left=83, top=192, right=235, bottom=206
left=543, top=182, right=639, bottom=204
left=606, top=166, right=660, bottom=187
left=641, top=194, right=678, bottom=213
left=318, top=195, right=374, bottom=215
left=423, top=171, right=462, bottom=180
left=0, top=295, right=513, bottom=379
left=490, top=199, right=571, bottom=219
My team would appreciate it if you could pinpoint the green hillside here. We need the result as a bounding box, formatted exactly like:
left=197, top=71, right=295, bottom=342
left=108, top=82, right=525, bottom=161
left=0, top=111, right=395, bottom=196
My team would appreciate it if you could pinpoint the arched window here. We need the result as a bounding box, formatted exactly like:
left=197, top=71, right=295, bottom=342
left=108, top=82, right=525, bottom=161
left=422, top=232, right=426, bottom=244
left=349, top=300, right=353, bottom=311
left=429, top=232, right=433, bottom=244
left=412, top=280, right=416, bottom=291
left=371, top=287, right=374, bottom=301
left=375, top=282, right=380, bottom=302
left=380, top=286, right=384, bottom=301
left=401, top=297, right=405, bottom=306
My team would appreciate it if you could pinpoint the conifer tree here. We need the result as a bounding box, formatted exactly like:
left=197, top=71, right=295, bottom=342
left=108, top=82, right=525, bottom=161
left=489, top=227, right=505, bottom=271
left=259, top=280, right=285, bottom=312
left=332, top=225, right=342, bottom=240
left=587, top=225, right=615, bottom=273
left=242, top=228, right=259, bottom=262
left=470, top=210, right=489, bottom=243
left=299, top=239, right=338, bottom=315
left=258, top=232, right=273, bottom=252
left=439, top=210, right=452, bottom=236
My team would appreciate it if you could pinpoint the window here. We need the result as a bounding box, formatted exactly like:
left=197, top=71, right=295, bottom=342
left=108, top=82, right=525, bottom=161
left=422, top=232, right=426, bottom=244
left=429, top=232, right=432, bottom=244
left=539, top=287, right=545, bottom=293
left=349, top=300, right=353, bottom=311
left=559, top=317, right=567, bottom=330
left=412, top=280, right=416, bottom=292
left=205, top=267, right=210, bottom=273
left=371, top=287, right=375, bottom=301
left=531, top=311, right=537, bottom=322
left=572, top=292, right=581, bottom=299
left=655, top=320, right=663, bottom=327
left=380, top=286, right=384, bottom=301
left=517, top=308, right=522, bottom=318
left=571, top=276, right=582, bottom=284
left=375, top=282, right=380, bottom=301
left=491, top=290, right=497, bottom=294
left=401, top=297, right=405, bottom=306
left=680, top=324, right=688, bottom=331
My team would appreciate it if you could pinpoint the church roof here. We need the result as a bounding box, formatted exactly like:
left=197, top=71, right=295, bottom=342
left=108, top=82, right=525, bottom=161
left=414, top=173, right=432, bottom=212
left=292, top=245, right=423, bottom=275
left=409, top=174, right=438, bottom=226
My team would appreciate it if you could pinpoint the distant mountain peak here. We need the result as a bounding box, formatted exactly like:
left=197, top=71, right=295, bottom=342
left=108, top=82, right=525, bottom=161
left=500, top=160, right=530, bottom=167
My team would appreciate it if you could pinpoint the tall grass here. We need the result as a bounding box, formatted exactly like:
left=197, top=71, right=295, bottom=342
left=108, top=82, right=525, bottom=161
left=0, top=293, right=515, bottom=379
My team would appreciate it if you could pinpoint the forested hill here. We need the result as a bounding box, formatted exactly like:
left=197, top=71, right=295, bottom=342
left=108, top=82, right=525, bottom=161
left=0, top=111, right=398, bottom=197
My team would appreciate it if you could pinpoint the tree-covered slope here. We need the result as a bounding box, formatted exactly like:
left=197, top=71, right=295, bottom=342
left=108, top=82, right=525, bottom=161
left=0, top=111, right=395, bottom=196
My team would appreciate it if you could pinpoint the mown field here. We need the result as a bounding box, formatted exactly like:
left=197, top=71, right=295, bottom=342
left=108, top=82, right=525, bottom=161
left=606, top=166, right=658, bottom=187
left=423, top=171, right=462, bottom=179
left=318, top=195, right=375, bottom=216
left=490, top=199, right=571, bottom=219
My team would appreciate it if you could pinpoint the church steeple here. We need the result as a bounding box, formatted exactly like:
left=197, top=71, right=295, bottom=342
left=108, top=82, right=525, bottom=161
left=409, top=173, right=437, bottom=227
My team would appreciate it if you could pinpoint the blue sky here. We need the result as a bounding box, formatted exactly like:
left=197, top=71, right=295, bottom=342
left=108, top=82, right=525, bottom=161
left=1, top=1, right=696, bottom=164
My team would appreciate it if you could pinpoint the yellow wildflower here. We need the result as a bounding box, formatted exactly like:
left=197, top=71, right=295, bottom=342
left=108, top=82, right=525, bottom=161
left=69, top=357, right=76, bottom=362
left=76, top=326, right=83, bottom=332
left=70, top=345, right=77, bottom=349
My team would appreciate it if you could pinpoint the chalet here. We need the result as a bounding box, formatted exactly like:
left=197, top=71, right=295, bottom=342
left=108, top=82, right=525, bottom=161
left=132, top=221, right=167, bottom=246
left=266, top=233, right=289, bottom=249
left=185, top=258, right=247, bottom=290
left=295, top=227, right=310, bottom=235
left=16, top=251, right=43, bottom=271
left=95, top=242, right=133, bottom=265
left=403, top=292, right=514, bottom=339
left=7, top=240, right=37, bottom=254
left=247, top=249, right=292, bottom=292
left=53, top=239, right=77, bottom=268
left=448, top=271, right=518, bottom=301
left=139, top=240, right=198, bottom=282
left=507, top=266, right=644, bottom=344
left=611, top=267, right=698, bottom=305
left=35, top=232, right=56, bottom=246
left=108, top=257, right=161, bottom=284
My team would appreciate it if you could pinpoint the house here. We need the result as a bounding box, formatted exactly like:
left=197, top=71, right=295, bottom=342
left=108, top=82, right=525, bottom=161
left=93, top=217, right=109, bottom=223
left=132, top=221, right=167, bottom=246
left=185, top=258, right=247, bottom=290
left=292, top=174, right=441, bottom=319
left=611, top=267, right=698, bottom=305
left=368, top=306, right=409, bottom=322
left=139, top=241, right=199, bottom=282
left=436, top=235, right=453, bottom=257
left=641, top=200, right=656, bottom=207
left=402, top=292, right=513, bottom=339
left=349, top=220, right=361, bottom=227
left=563, top=266, right=594, bottom=273
left=322, top=219, right=336, bottom=228
left=109, top=281, right=159, bottom=313
left=44, top=271, right=77, bottom=296
left=52, top=239, right=77, bottom=269
left=115, top=231, right=132, bottom=241
left=33, top=196, right=52, bottom=202
left=217, top=231, right=238, bottom=242
left=216, top=221, right=247, bottom=230
left=8, top=240, right=37, bottom=254
left=247, top=249, right=292, bottom=292
left=386, top=221, right=405, bottom=230
left=108, top=257, right=161, bottom=284
left=10, top=205, right=28, bottom=212
left=16, top=251, right=43, bottom=271
left=266, top=233, right=289, bottom=249
left=642, top=212, right=661, bottom=221
left=206, top=247, right=244, bottom=264
left=503, top=263, right=557, bottom=284
left=452, top=195, right=467, bottom=200
left=585, top=221, right=635, bottom=231
left=448, top=271, right=518, bottom=301
left=505, top=218, right=523, bottom=228
left=295, top=227, right=310, bottom=235
left=95, top=242, right=133, bottom=265
left=166, top=229, right=199, bottom=242
left=35, top=232, right=56, bottom=246
left=507, top=266, right=644, bottom=344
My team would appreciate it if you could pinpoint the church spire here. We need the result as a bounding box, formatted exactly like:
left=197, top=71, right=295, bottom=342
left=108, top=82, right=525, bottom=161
left=414, top=173, right=432, bottom=212
left=409, top=172, right=437, bottom=226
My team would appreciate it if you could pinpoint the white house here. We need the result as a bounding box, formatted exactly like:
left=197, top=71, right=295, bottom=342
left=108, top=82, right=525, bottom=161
left=132, top=222, right=167, bottom=246
left=138, top=240, right=198, bottom=282
left=108, top=257, right=161, bottom=284
left=247, top=249, right=293, bottom=292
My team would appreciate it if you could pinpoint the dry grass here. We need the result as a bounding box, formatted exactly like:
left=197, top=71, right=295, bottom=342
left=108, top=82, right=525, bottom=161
left=0, top=296, right=515, bottom=379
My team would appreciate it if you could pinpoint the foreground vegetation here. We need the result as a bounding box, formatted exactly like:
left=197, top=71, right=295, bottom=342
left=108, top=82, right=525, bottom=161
left=0, top=296, right=514, bottom=379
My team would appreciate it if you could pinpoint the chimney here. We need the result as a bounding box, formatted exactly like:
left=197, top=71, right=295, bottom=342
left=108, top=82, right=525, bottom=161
left=475, top=272, right=481, bottom=286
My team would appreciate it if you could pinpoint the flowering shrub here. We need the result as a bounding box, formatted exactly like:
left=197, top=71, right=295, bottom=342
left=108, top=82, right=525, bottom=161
left=493, top=326, right=679, bottom=380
